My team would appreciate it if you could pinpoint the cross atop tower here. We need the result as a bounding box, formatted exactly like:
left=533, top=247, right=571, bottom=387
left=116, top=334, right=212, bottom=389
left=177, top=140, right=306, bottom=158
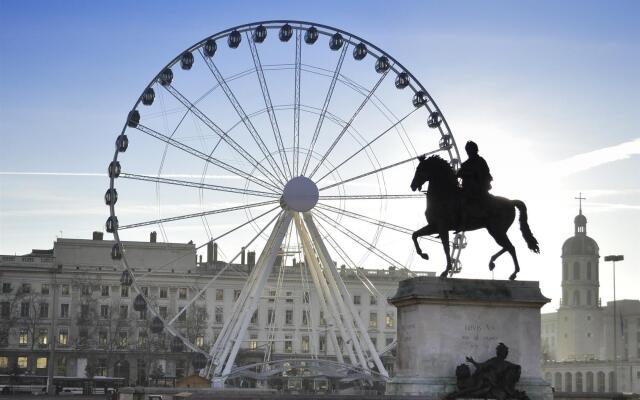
left=575, top=192, right=586, bottom=214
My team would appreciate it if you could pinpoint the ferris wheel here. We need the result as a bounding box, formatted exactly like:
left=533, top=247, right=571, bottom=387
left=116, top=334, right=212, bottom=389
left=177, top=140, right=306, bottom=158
left=105, top=20, right=465, bottom=384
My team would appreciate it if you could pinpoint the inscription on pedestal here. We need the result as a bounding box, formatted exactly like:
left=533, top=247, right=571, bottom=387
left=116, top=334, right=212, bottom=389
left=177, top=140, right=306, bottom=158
left=461, top=323, right=498, bottom=352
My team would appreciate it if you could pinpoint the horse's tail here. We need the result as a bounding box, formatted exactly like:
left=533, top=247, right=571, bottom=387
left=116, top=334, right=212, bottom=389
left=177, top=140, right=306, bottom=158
left=512, top=200, right=540, bottom=254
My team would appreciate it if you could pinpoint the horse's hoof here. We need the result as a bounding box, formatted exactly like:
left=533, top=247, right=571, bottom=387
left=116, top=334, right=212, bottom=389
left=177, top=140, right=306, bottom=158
left=439, top=271, right=449, bottom=279
left=489, top=261, right=495, bottom=271
left=509, top=273, right=517, bottom=281
left=420, top=253, right=429, bottom=260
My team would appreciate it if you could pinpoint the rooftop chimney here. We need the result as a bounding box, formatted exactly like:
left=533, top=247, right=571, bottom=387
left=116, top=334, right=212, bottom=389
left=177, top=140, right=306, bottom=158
left=150, top=231, right=157, bottom=243
left=207, top=242, right=213, bottom=264
left=241, top=247, right=246, bottom=265
left=248, top=251, right=256, bottom=272
left=213, top=242, right=218, bottom=263
left=92, top=231, right=104, bottom=241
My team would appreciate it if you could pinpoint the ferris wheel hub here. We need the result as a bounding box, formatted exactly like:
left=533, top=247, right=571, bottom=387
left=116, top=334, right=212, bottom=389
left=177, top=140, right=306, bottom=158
left=281, top=176, right=319, bottom=212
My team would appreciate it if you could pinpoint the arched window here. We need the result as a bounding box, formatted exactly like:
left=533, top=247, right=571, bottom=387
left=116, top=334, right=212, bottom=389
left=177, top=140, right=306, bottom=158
left=555, top=372, right=563, bottom=391
left=576, top=372, right=583, bottom=392
left=573, top=261, right=580, bottom=280
left=563, top=262, right=568, bottom=280
left=565, top=372, right=573, bottom=392
left=586, top=371, right=594, bottom=392
left=597, top=371, right=605, bottom=392
left=587, top=262, right=592, bottom=280
left=573, top=290, right=580, bottom=306
left=587, top=290, right=592, bottom=306
left=608, top=371, right=616, bottom=392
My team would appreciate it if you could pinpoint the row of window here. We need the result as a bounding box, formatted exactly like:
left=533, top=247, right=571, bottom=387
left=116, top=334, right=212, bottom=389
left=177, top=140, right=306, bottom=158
left=247, top=334, right=396, bottom=354
left=546, top=370, right=617, bottom=392
left=0, top=282, right=189, bottom=300
left=2, top=283, right=391, bottom=309
left=1, top=300, right=206, bottom=322
left=0, top=355, right=47, bottom=369
left=261, top=290, right=382, bottom=306
left=2, top=300, right=395, bottom=328
left=562, top=289, right=598, bottom=307
left=209, top=306, right=395, bottom=328
left=562, top=261, right=597, bottom=281
left=4, top=327, right=206, bottom=351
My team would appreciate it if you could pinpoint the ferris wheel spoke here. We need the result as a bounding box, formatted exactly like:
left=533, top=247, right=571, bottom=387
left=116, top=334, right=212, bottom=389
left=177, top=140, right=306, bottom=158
left=319, top=148, right=443, bottom=192
left=316, top=202, right=443, bottom=244
left=166, top=210, right=285, bottom=327
left=198, top=51, right=288, bottom=184
left=293, top=28, right=302, bottom=176
left=315, top=107, right=420, bottom=185
left=120, top=172, right=280, bottom=198
left=246, top=33, right=292, bottom=178
left=135, top=123, right=280, bottom=193
left=319, top=194, right=423, bottom=200
left=162, top=83, right=284, bottom=189
left=312, top=209, right=411, bottom=274
left=308, top=70, right=390, bottom=179
left=316, top=203, right=410, bottom=235
left=301, top=42, right=350, bottom=176
left=135, top=205, right=281, bottom=280
left=119, top=200, right=278, bottom=230
left=313, top=218, right=382, bottom=297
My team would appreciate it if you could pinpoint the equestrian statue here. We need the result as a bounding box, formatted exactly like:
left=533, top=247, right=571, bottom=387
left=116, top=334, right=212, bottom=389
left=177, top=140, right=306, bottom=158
left=410, top=141, right=539, bottom=280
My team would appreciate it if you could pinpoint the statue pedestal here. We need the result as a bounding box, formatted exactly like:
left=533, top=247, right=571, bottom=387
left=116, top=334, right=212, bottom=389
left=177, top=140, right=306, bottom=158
left=386, top=276, right=552, bottom=400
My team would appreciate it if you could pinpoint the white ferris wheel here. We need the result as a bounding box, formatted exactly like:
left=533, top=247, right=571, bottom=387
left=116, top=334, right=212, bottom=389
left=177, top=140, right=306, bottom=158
left=105, top=20, right=465, bottom=385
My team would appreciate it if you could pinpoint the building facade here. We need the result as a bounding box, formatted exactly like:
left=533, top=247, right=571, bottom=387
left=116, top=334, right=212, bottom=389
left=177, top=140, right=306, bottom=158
left=541, top=208, right=640, bottom=393
left=0, top=232, right=426, bottom=387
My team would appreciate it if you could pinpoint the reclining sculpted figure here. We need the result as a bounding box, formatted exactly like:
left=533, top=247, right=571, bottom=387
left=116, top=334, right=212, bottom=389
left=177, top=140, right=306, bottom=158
left=445, top=343, right=529, bottom=400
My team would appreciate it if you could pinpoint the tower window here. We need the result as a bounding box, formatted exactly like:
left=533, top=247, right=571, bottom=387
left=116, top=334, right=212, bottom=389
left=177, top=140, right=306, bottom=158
left=573, top=262, right=580, bottom=280
left=587, top=262, right=592, bottom=280
left=573, top=290, right=580, bottom=306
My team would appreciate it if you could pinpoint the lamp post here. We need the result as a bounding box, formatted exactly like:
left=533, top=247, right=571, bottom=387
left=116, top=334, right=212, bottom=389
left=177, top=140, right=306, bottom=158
left=604, top=254, right=623, bottom=391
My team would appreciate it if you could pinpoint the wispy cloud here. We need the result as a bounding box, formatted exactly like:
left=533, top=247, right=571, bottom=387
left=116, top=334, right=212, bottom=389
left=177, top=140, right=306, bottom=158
left=0, top=172, right=243, bottom=179
left=548, top=138, right=640, bottom=177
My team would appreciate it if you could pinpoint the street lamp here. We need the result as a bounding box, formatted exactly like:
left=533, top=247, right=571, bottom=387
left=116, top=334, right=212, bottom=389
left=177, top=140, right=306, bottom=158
left=604, top=254, right=624, bottom=391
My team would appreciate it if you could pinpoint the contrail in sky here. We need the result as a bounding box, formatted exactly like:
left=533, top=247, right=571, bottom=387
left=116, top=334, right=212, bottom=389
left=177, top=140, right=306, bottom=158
left=549, top=138, right=640, bottom=177
left=0, top=172, right=242, bottom=179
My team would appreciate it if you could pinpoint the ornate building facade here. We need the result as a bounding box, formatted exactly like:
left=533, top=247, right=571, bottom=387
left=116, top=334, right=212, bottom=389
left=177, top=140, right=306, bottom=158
left=541, top=207, right=640, bottom=393
left=0, top=232, right=424, bottom=387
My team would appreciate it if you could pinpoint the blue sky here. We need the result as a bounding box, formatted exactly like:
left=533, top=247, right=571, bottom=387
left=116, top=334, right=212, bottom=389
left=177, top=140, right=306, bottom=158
left=1, top=0, right=638, bottom=311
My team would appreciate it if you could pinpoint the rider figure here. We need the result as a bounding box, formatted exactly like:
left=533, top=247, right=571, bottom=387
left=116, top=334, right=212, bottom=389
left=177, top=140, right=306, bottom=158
left=457, top=141, right=493, bottom=229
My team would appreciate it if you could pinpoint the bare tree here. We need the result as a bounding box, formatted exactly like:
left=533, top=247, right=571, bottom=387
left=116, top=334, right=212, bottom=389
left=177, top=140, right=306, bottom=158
left=8, top=286, right=48, bottom=372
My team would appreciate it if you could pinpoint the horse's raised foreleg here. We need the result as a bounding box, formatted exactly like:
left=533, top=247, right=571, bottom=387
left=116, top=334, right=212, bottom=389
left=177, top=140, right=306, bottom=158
left=439, top=230, right=451, bottom=278
left=488, top=228, right=519, bottom=280
left=489, top=248, right=507, bottom=271
left=412, top=224, right=437, bottom=260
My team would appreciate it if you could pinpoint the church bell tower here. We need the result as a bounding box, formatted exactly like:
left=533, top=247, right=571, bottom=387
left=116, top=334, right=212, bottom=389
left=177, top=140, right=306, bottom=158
left=557, top=194, right=601, bottom=361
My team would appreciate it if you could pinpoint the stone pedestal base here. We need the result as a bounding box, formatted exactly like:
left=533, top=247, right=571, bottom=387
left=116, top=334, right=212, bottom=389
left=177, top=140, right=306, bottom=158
left=386, top=277, right=552, bottom=400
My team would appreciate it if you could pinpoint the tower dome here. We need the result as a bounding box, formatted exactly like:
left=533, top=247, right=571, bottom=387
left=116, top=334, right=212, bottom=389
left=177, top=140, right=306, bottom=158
left=562, top=202, right=599, bottom=257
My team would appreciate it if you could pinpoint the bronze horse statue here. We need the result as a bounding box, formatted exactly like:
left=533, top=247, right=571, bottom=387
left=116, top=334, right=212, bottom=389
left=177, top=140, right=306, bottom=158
left=410, top=155, right=539, bottom=280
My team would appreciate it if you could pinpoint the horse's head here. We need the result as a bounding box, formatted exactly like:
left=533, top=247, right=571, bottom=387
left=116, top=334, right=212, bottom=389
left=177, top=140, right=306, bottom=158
left=410, top=155, right=429, bottom=192
left=411, top=154, right=458, bottom=193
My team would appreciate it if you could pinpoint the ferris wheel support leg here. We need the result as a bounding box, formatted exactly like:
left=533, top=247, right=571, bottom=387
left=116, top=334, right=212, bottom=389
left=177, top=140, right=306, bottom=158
left=311, top=257, right=359, bottom=366
left=206, top=241, right=271, bottom=377
left=303, top=212, right=390, bottom=378
left=294, top=213, right=347, bottom=365
left=214, top=212, right=293, bottom=383
left=305, top=218, right=369, bottom=370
